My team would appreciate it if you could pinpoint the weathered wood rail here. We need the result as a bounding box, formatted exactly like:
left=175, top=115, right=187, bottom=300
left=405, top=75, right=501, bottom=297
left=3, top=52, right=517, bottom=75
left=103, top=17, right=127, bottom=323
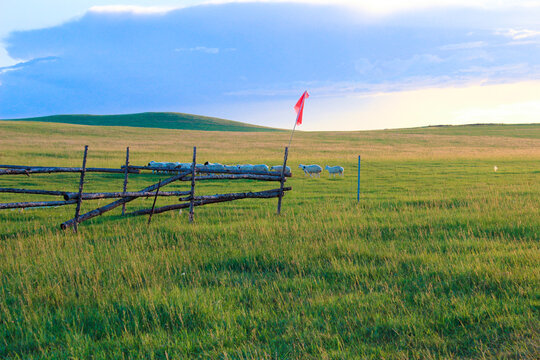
left=0, top=145, right=292, bottom=232
left=0, top=166, right=140, bottom=175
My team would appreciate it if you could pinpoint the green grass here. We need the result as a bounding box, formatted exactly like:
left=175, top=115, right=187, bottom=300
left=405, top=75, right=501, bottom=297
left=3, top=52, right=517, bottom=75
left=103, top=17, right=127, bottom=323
left=1, top=112, right=281, bottom=132
left=0, top=122, right=539, bottom=359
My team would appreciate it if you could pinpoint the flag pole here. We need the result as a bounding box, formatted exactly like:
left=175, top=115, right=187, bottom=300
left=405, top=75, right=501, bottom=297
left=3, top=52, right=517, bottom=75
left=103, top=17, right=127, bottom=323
left=288, top=92, right=307, bottom=148
left=287, top=112, right=300, bottom=148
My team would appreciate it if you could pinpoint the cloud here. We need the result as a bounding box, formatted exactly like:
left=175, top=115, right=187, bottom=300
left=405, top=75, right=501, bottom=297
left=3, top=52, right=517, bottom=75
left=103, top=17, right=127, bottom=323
left=1, top=2, right=539, bottom=129
left=175, top=46, right=220, bottom=54
left=496, top=28, right=540, bottom=40
left=88, top=5, right=178, bottom=15
left=439, top=41, right=487, bottom=50
left=84, top=1, right=540, bottom=17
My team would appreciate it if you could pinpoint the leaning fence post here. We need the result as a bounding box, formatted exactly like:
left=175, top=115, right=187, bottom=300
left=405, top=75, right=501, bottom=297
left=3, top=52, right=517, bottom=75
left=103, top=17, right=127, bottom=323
left=73, top=145, right=88, bottom=233
left=357, top=155, right=361, bottom=202
left=121, top=147, right=130, bottom=215
left=148, top=179, right=161, bottom=225
left=277, top=146, right=289, bottom=215
left=189, top=146, right=197, bottom=223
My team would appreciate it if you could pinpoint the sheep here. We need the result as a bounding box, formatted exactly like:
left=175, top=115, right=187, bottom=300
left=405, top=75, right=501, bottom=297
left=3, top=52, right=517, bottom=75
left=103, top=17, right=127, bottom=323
left=325, top=165, right=344, bottom=177
left=204, top=162, right=225, bottom=171
left=148, top=161, right=167, bottom=174
left=298, top=164, right=322, bottom=177
left=238, top=164, right=254, bottom=172
left=270, top=165, right=291, bottom=173
left=252, top=164, right=269, bottom=172
left=225, top=165, right=240, bottom=171
left=177, top=163, right=192, bottom=170
left=494, top=166, right=498, bottom=172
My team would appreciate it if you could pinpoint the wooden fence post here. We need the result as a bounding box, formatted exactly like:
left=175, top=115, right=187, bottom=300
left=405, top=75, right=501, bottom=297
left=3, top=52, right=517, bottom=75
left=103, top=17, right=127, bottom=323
left=121, top=147, right=130, bottom=215
left=277, top=146, right=289, bottom=215
left=73, top=145, right=88, bottom=233
left=189, top=146, right=197, bottom=223
left=357, top=155, right=361, bottom=202
left=148, top=179, right=161, bottom=225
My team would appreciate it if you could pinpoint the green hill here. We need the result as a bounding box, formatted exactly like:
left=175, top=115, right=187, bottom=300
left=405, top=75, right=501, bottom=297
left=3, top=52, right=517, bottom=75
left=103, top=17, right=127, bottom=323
left=389, top=123, right=540, bottom=139
left=3, top=112, right=281, bottom=132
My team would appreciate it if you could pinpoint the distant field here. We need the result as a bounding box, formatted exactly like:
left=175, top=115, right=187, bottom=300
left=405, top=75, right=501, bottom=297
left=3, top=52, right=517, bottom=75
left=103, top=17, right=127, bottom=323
left=1, top=112, right=280, bottom=132
left=0, top=121, right=539, bottom=359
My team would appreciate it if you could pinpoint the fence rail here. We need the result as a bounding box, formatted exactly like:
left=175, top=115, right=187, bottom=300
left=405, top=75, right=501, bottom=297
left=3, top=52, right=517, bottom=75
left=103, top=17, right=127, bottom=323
left=0, top=146, right=292, bottom=232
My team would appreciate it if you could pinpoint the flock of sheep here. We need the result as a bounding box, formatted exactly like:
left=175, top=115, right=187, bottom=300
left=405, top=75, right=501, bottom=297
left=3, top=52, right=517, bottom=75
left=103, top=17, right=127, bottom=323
left=147, top=161, right=345, bottom=177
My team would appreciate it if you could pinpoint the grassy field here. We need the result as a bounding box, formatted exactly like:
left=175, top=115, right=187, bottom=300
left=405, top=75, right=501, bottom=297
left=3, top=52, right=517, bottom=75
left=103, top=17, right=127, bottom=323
left=0, top=121, right=539, bottom=359
left=2, top=112, right=280, bottom=132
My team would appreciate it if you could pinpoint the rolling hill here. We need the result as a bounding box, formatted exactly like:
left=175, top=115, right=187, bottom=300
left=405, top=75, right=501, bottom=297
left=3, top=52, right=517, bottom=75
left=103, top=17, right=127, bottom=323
left=2, top=112, right=281, bottom=132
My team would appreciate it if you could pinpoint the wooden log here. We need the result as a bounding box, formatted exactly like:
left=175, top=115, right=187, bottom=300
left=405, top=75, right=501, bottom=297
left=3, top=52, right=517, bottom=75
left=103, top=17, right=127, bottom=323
left=189, top=147, right=197, bottom=223
left=128, top=187, right=292, bottom=217
left=73, top=145, right=88, bottom=233
left=121, top=147, right=130, bottom=215
left=60, top=171, right=189, bottom=230
left=63, top=190, right=190, bottom=201
left=122, top=165, right=188, bottom=173
left=0, top=200, right=77, bottom=210
left=183, top=174, right=283, bottom=182
left=0, top=166, right=139, bottom=175
left=0, top=188, right=69, bottom=196
left=124, top=165, right=291, bottom=177
left=277, top=147, right=289, bottom=215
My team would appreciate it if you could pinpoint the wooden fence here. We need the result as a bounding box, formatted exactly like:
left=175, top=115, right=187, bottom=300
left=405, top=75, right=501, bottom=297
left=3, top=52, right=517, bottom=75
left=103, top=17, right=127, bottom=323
left=0, top=146, right=292, bottom=232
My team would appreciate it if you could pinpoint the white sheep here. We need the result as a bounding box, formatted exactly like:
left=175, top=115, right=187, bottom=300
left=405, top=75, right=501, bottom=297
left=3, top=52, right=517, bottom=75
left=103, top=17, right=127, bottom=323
left=299, top=164, right=322, bottom=177
left=270, top=165, right=291, bottom=173
left=148, top=161, right=167, bottom=174
left=238, top=164, right=254, bottom=172
left=325, top=165, right=344, bottom=177
left=252, top=164, right=269, bottom=172
left=204, top=163, right=225, bottom=171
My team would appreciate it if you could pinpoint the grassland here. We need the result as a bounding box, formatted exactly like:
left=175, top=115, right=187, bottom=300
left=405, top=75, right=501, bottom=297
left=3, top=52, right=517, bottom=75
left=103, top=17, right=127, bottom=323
left=0, top=121, right=539, bottom=359
left=2, top=112, right=280, bottom=132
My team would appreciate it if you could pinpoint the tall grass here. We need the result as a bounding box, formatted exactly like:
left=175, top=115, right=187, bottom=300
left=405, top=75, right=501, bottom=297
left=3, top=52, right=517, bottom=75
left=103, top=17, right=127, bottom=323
left=0, top=122, right=539, bottom=358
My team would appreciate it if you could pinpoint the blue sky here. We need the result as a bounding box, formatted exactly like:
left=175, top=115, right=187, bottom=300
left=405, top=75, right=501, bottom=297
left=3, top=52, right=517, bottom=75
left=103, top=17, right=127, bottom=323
left=1, top=1, right=539, bottom=130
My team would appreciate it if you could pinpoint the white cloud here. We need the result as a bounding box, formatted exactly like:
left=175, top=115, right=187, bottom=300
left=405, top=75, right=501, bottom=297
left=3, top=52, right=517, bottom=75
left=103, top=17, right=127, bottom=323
left=0, top=44, right=20, bottom=68
left=439, top=41, right=487, bottom=51
left=86, top=1, right=540, bottom=17
left=496, top=28, right=540, bottom=40
left=175, top=46, right=220, bottom=54
left=89, top=5, right=178, bottom=15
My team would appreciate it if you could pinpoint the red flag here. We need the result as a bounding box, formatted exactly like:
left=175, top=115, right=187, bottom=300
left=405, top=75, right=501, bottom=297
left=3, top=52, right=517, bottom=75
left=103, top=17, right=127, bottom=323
left=294, top=91, right=309, bottom=125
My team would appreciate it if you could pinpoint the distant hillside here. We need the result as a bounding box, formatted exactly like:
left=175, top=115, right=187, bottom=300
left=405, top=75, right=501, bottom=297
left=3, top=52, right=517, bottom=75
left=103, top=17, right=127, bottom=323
left=3, top=112, right=281, bottom=132
left=389, top=123, right=540, bottom=139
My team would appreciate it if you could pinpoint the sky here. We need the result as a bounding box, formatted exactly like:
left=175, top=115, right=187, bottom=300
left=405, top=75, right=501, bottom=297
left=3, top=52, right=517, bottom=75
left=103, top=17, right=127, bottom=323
left=0, top=0, right=539, bottom=130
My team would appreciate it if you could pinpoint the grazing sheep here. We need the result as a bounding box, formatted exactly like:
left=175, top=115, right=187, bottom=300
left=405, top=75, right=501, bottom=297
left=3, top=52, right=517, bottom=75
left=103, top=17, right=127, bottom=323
left=325, top=165, right=344, bottom=177
left=270, top=165, right=291, bottom=173
left=177, top=163, right=192, bottom=170
left=494, top=166, right=498, bottom=172
left=148, top=161, right=166, bottom=174
left=238, top=164, right=254, bottom=172
left=299, top=164, right=322, bottom=177
left=204, top=163, right=225, bottom=171
left=252, top=164, right=269, bottom=172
